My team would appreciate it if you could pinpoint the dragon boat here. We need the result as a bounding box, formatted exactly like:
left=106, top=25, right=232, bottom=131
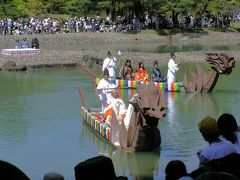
left=94, top=52, right=235, bottom=93
left=80, top=82, right=167, bottom=152
left=80, top=52, right=235, bottom=152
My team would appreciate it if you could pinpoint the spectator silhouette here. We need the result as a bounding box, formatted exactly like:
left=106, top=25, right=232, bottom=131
left=43, top=172, right=64, bottom=180
left=165, top=160, right=193, bottom=180
left=74, top=156, right=127, bottom=180
left=195, top=171, right=239, bottom=180
left=0, top=160, right=30, bottom=180
left=217, top=113, right=240, bottom=153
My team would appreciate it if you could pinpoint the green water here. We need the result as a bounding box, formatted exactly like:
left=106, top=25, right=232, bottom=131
left=0, top=63, right=239, bottom=179
left=123, top=43, right=240, bottom=54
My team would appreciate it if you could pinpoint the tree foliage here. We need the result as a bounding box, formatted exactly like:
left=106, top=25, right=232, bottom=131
left=0, top=0, right=239, bottom=20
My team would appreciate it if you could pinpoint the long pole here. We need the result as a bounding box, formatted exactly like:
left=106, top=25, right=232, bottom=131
left=79, top=87, right=88, bottom=110
left=79, top=65, right=98, bottom=79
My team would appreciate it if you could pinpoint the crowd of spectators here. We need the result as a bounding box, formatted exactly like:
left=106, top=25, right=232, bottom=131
left=0, top=13, right=239, bottom=36
left=0, top=16, right=135, bottom=35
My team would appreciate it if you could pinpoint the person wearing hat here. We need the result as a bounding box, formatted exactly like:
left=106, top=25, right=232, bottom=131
left=102, top=51, right=117, bottom=80
left=97, top=69, right=116, bottom=113
left=151, top=60, right=167, bottom=82
left=197, top=116, right=236, bottom=167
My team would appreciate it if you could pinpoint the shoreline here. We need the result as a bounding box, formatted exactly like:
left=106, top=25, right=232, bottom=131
left=0, top=32, right=240, bottom=70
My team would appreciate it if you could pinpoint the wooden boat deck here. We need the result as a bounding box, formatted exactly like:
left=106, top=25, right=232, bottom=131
left=81, top=107, right=111, bottom=141
left=95, top=78, right=182, bottom=92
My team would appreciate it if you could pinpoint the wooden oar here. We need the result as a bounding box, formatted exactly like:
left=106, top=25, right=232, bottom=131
left=79, top=87, right=88, bottom=110
left=79, top=65, right=98, bottom=79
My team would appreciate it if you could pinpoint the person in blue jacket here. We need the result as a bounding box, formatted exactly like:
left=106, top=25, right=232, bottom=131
left=20, top=37, right=30, bottom=48
left=14, top=39, right=21, bottom=49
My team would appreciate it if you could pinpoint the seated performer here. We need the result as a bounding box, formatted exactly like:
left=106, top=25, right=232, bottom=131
left=103, top=87, right=127, bottom=127
left=151, top=61, right=167, bottom=82
left=120, top=59, right=133, bottom=80
left=134, top=62, right=149, bottom=83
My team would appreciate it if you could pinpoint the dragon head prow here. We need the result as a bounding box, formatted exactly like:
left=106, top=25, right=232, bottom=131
left=205, top=53, right=235, bottom=75
left=182, top=52, right=235, bottom=93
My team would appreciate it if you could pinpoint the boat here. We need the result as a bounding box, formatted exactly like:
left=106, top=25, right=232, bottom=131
left=81, top=107, right=111, bottom=141
left=80, top=82, right=167, bottom=152
left=95, top=78, right=182, bottom=92
left=94, top=52, right=235, bottom=93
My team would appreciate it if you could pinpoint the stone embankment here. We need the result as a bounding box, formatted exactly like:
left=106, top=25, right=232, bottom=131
left=0, top=32, right=239, bottom=71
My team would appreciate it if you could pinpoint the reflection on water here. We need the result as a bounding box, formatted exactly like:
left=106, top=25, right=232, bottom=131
left=82, top=120, right=160, bottom=180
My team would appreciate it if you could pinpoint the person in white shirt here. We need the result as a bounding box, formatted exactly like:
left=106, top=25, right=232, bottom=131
left=217, top=113, right=240, bottom=153
left=197, top=116, right=236, bottom=167
left=102, top=51, right=117, bottom=79
left=167, top=52, right=179, bottom=85
left=97, top=69, right=115, bottom=113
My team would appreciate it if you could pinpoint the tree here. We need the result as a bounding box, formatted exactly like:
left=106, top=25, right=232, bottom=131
left=67, top=0, right=92, bottom=16
left=27, top=0, right=47, bottom=16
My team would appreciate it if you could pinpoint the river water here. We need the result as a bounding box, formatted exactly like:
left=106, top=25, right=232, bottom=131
left=0, top=62, right=239, bottom=180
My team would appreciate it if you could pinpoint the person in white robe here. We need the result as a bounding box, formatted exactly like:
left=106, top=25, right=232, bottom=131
left=103, top=88, right=127, bottom=127
left=167, top=52, right=179, bottom=85
left=97, top=69, right=116, bottom=113
left=102, top=51, right=117, bottom=79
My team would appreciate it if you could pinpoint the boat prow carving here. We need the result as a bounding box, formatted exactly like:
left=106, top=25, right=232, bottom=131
left=182, top=52, right=235, bottom=93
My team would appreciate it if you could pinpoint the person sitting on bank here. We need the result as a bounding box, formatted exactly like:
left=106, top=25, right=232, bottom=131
left=134, top=62, right=149, bottom=83
left=31, top=37, right=40, bottom=49
left=120, top=59, right=133, bottom=80
left=217, top=113, right=240, bottom=153
left=151, top=60, right=167, bottom=82
left=197, top=116, right=236, bottom=167
left=103, top=87, right=126, bottom=127
left=14, top=39, right=21, bottom=49
left=20, top=37, right=30, bottom=48
left=96, top=69, right=115, bottom=113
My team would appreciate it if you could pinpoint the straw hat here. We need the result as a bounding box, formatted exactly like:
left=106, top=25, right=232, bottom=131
left=198, top=116, right=219, bottom=135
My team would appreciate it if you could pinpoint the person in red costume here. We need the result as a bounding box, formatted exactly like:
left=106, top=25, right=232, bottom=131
left=134, top=62, right=149, bottom=83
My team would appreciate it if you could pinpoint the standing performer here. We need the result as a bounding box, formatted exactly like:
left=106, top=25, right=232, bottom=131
left=167, top=52, right=180, bottom=86
left=97, top=69, right=115, bottom=113
left=102, top=51, right=117, bottom=80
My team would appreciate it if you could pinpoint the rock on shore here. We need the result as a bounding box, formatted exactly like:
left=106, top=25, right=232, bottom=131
left=0, top=32, right=239, bottom=71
